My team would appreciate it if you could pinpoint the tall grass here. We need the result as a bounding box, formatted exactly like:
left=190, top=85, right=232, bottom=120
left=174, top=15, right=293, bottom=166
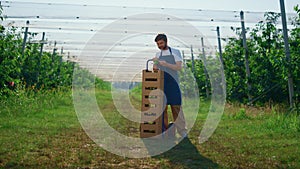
left=224, top=103, right=300, bottom=135
left=0, top=86, right=72, bottom=116
left=264, top=112, right=300, bottom=133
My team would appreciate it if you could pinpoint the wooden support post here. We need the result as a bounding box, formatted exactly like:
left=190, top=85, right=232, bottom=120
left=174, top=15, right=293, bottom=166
left=21, top=20, right=30, bottom=57
left=240, top=11, right=252, bottom=103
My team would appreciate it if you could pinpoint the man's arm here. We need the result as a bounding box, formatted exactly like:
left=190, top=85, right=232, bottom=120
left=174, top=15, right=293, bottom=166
left=158, top=60, right=182, bottom=71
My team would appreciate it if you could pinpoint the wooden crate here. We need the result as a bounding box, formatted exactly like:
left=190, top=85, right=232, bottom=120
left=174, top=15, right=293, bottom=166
left=140, top=70, right=164, bottom=138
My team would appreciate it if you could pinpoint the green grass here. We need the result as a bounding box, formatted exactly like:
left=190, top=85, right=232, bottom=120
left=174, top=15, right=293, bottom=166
left=0, top=88, right=299, bottom=168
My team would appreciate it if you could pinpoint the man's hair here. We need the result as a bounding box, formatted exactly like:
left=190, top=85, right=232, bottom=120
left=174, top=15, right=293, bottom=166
left=155, top=34, right=167, bottom=42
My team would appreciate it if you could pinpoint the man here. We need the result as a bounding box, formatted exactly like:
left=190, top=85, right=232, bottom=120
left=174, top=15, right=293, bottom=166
left=153, top=33, right=188, bottom=138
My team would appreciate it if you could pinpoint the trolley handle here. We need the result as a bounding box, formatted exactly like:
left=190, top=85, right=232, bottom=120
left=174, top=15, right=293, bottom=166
left=146, top=59, right=153, bottom=71
left=146, top=59, right=160, bottom=71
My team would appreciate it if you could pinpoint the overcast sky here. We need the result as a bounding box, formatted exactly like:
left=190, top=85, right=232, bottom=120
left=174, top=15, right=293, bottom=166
left=7, top=0, right=299, bottom=12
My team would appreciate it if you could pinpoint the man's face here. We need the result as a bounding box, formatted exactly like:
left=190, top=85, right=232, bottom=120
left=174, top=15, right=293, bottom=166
left=156, top=40, right=168, bottom=50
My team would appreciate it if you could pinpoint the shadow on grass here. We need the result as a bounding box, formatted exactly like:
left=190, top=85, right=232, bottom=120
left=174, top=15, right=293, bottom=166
left=152, top=137, right=218, bottom=169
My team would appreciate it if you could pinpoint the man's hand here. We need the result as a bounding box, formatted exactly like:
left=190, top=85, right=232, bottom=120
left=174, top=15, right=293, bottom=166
left=159, top=60, right=168, bottom=67
left=152, top=57, right=182, bottom=71
left=153, top=57, right=159, bottom=71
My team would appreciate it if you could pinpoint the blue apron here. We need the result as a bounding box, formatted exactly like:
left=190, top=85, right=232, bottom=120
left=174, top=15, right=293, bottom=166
left=158, top=47, right=182, bottom=106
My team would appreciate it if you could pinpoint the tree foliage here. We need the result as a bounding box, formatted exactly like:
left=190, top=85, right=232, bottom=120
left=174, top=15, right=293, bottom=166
left=0, top=4, right=111, bottom=96
left=223, top=9, right=299, bottom=105
left=189, top=7, right=299, bottom=106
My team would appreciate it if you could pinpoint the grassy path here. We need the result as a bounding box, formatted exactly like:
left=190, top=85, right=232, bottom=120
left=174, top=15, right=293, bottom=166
left=0, top=89, right=299, bottom=168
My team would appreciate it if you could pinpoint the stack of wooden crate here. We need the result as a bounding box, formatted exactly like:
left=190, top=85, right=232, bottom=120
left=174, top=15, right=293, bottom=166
left=140, top=70, right=165, bottom=138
